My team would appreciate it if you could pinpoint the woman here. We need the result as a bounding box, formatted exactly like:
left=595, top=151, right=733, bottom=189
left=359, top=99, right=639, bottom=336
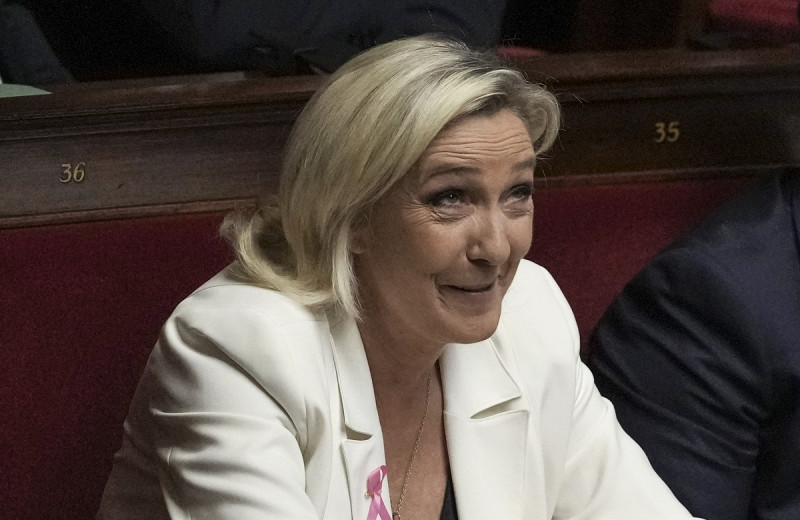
left=97, top=36, right=699, bottom=519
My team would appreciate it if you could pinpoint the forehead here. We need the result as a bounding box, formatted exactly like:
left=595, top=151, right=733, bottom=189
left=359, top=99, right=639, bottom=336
left=414, top=109, right=534, bottom=177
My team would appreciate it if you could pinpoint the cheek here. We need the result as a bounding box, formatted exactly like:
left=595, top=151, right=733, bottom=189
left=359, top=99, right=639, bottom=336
left=404, top=228, right=464, bottom=273
left=368, top=222, right=446, bottom=282
left=510, top=215, right=534, bottom=258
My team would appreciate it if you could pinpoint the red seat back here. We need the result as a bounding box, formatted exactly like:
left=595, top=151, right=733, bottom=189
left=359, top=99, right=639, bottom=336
left=0, top=212, right=231, bottom=519
left=528, top=177, right=752, bottom=351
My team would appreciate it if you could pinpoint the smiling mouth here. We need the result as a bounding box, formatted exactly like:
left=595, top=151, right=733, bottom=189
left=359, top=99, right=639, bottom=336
left=447, top=282, right=494, bottom=293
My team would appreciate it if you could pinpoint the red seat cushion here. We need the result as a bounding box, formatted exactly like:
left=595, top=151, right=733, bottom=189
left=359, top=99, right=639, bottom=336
left=497, top=46, right=547, bottom=60
left=709, top=0, right=800, bottom=43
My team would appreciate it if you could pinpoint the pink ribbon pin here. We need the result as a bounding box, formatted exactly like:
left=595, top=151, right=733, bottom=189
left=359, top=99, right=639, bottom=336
left=366, top=465, right=391, bottom=520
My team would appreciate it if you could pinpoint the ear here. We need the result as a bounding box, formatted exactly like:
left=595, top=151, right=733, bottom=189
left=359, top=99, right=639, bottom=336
left=349, top=215, right=370, bottom=255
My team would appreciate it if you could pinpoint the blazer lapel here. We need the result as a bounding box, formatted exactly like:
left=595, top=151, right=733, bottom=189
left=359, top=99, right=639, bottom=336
left=329, top=316, right=549, bottom=519
left=441, top=339, right=546, bottom=520
left=329, top=315, right=393, bottom=519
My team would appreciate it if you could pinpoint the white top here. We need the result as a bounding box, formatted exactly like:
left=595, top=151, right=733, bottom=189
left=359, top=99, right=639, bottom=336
left=97, top=259, right=700, bottom=520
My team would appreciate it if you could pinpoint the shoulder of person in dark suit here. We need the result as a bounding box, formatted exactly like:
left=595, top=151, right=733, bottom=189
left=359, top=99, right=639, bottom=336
left=587, top=171, right=800, bottom=520
left=0, top=2, right=72, bottom=84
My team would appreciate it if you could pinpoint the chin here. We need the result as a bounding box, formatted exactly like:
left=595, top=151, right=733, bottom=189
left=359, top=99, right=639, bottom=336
left=448, top=314, right=501, bottom=345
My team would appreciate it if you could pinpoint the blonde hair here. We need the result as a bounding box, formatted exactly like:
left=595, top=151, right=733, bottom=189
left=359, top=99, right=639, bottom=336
left=222, top=36, right=560, bottom=317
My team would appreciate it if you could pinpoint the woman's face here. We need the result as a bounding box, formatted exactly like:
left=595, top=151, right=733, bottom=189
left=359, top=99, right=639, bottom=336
left=352, top=109, right=535, bottom=350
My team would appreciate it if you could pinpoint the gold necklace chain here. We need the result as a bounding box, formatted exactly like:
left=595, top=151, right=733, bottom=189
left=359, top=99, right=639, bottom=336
left=392, top=373, right=432, bottom=520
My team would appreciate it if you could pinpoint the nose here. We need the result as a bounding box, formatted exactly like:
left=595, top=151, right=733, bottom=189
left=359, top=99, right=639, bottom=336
left=466, top=208, right=512, bottom=266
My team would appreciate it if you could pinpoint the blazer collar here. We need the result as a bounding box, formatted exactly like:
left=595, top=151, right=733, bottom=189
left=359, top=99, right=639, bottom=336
left=440, top=337, right=522, bottom=418
left=441, top=339, right=545, bottom=520
left=329, top=314, right=382, bottom=436
left=329, top=315, right=539, bottom=520
left=329, top=314, right=391, bottom=518
left=329, top=317, right=524, bottom=428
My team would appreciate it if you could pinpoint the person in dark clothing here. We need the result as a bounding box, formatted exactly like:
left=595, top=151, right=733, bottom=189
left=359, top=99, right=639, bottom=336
left=589, top=172, right=800, bottom=520
left=0, top=1, right=71, bottom=84
left=135, top=0, right=509, bottom=73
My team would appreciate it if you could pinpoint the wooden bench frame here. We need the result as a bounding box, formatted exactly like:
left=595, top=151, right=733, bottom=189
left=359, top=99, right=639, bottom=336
left=2, top=45, right=798, bottom=229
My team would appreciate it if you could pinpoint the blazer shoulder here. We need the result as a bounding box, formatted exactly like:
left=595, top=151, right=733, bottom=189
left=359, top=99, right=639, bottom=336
left=180, top=266, right=322, bottom=326
left=673, top=173, right=800, bottom=256
left=160, top=268, right=334, bottom=411
left=499, top=259, right=580, bottom=359
left=504, top=260, right=574, bottom=320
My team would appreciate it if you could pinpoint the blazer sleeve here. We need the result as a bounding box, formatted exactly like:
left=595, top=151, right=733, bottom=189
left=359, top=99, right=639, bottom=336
left=145, top=298, right=324, bottom=519
left=520, top=268, right=691, bottom=520
left=555, top=362, right=701, bottom=520
left=587, top=246, right=766, bottom=520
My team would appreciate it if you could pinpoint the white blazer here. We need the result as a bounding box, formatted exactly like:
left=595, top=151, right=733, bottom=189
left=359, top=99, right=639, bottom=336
left=98, top=260, right=699, bottom=520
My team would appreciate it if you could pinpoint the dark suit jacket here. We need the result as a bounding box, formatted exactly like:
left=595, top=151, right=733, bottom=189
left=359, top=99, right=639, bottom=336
left=588, top=172, right=800, bottom=520
left=0, top=2, right=72, bottom=84
left=138, top=1, right=508, bottom=72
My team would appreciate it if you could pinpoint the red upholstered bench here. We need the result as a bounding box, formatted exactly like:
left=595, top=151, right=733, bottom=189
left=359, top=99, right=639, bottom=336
left=0, top=175, right=754, bottom=520
left=0, top=212, right=231, bottom=519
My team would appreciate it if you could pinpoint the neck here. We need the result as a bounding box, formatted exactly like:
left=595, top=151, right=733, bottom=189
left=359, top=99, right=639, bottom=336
left=357, top=317, right=444, bottom=403
left=356, top=316, right=449, bottom=520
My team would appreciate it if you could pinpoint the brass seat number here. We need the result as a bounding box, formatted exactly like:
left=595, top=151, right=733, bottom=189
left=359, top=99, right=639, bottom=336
left=60, top=162, right=86, bottom=183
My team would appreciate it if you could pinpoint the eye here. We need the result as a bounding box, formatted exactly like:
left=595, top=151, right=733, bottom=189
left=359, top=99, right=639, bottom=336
left=429, top=189, right=465, bottom=207
left=509, top=183, right=533, bottom=201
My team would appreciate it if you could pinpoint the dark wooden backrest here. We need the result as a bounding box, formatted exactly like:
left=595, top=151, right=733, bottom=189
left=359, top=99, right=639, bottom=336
left=4, top=46, right=800, bottom=227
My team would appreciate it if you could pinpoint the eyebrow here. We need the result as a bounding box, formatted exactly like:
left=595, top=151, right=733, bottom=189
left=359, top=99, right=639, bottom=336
left=421, top=156, right=536, bottom=181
